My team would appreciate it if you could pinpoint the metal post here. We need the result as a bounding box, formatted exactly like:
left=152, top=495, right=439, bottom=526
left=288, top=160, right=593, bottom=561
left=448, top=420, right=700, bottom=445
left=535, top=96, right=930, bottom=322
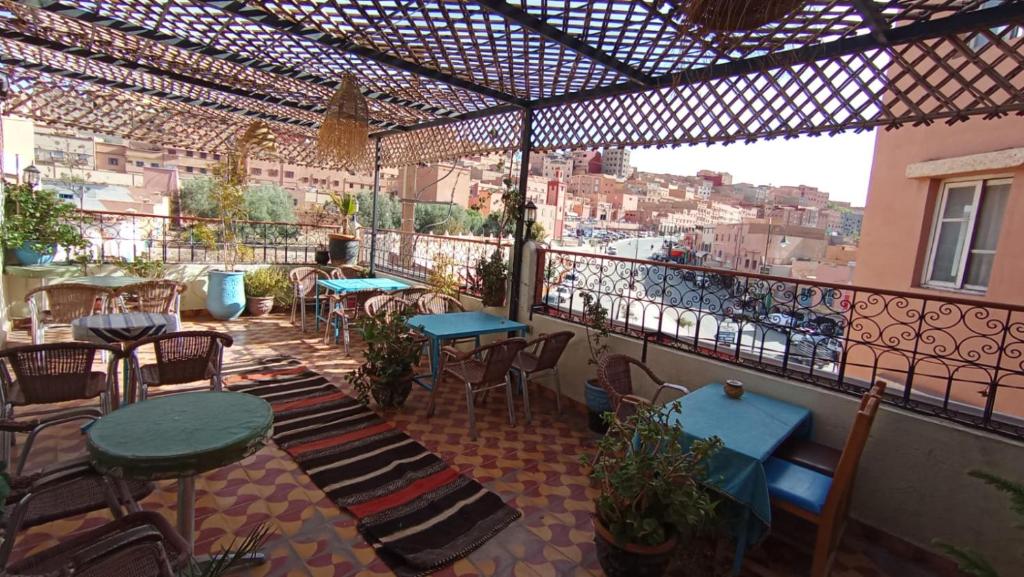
left=368, top=137, right=382, bottom=277
left=508, top=108, right=532, bottom=322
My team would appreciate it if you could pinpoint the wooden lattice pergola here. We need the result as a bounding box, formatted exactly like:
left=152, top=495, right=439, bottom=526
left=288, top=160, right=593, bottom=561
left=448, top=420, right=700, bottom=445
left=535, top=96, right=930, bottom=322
left=0, top=0, right=1022, bottom=317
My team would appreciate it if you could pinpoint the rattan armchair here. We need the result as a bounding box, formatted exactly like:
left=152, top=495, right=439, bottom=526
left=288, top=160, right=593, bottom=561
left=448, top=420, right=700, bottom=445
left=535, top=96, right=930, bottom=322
left=512, top=331, right=575, bottom=421
left=596, top=353, right=691, bottom=419
left=364, top=294, right=413, bottom=319
left=330, top=265, right=366, bottom=279
left=0, top=342, right=122, bottom=475
left=113, top=280, right=185, bottom=318
left=289, top=267, right=329, bottom=331
left=415, top=292, right=465, bottom=315
left=2, top=511, right=190, bottom=577
left=125, top=331, right=233, bottom=402
left=25, top=283, right=111, bottom=344
left=439, top=338, right=528, bottom=440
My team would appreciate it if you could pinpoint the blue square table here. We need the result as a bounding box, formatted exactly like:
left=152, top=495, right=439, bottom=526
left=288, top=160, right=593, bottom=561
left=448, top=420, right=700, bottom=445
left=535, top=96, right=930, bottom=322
left=406, top=311, right=527, bottom=403
left=314, top=277, right=410, bottom=330
left=665, top=384, right=812, bottom=575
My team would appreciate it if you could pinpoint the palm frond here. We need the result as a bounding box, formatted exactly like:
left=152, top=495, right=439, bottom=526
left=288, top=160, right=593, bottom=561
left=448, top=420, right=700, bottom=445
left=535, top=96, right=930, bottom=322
left=933, top=541, right=1001, bottom=577
left=181, top=523, right=271, bottom=577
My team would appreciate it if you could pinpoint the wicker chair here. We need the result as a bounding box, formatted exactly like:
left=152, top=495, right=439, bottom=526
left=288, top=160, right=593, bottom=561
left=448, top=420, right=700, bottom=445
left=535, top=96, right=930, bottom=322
left=25, top=284, right=111, bottom=344
left=439, top=338, right=528, bottom=440
left=322, top=293, right=355, bottom=353
left=396, top=286, right=430, bottom=303
left=511, top=331, right=575, bottom=421
left=112, top=280, right=185, bottom=318
left=0, top=454, right=153, bottom=563
left=2, top=511, right=190, bottom=577
left=330, top=265, right=365, bottom=279
left=415, top=292, right=465, bottom=315
left=288, top=267, right=328, bottom=331
left=0, top=342, right=122, bottom=475
left=364, top=294, right=413, bottom=319
left=125, top=331, right=233, bottom=402
left=596, top=353, right=691, bottom=420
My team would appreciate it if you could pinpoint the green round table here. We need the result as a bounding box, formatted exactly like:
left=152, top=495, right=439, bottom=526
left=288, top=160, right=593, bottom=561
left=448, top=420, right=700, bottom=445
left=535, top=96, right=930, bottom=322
left=87, top=391, right=273, bottom=553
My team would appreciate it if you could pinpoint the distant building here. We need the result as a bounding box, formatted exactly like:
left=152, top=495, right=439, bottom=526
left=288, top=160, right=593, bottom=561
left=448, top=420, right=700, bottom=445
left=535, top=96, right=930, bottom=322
left=571, top=150, right=602, bottom=175
left=839, top=208, right=864, bottom=239
left=601, top=147, right=631, bottom=178
left=697, top=169, right=733, bottom=187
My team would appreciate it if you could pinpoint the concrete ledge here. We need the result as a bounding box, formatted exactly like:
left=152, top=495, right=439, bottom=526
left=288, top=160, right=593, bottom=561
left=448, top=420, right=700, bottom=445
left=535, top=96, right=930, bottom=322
left=906, top=146, right=1024, bottom=178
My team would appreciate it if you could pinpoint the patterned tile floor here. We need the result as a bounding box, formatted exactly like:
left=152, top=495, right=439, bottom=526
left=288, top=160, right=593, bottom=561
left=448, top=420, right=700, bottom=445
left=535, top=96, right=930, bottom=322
left=6, top=315, right=957, bottom=577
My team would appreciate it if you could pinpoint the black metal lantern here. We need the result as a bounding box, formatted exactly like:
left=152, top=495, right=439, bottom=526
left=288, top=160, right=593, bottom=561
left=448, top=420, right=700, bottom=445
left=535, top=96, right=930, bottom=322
left=22, top=165, right=40, bottom=188
left=524, top=200, right=537, bottom=230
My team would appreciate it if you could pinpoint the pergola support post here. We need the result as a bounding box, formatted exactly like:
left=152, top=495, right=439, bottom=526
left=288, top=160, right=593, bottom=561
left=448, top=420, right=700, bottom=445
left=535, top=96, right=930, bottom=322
left=368, top=137, right=382, bottom=277
left=507, top=107, right=532, bottom=322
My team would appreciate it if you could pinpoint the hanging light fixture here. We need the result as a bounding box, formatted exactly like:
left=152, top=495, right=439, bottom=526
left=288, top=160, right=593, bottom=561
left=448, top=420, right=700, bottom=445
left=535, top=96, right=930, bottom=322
left=681, top=0, right=806, bottom=34
left=317, top=74, right=369, bottom=166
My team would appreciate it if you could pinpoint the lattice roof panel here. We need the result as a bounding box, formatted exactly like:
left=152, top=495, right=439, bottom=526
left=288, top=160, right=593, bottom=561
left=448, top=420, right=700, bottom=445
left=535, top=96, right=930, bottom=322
left=0, top=0, right=1021, bottom=168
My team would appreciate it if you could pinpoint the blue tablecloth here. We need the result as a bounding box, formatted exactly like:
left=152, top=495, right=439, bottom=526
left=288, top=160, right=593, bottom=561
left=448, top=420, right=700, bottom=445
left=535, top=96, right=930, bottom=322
left=665, top=384, right=812, bottom=569
left=316, top=278, right=410, bottom=294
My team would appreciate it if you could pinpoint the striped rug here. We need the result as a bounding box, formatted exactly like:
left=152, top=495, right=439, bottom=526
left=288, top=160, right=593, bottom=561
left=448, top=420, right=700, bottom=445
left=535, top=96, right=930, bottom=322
left=222, top=356, right=521, bottom=577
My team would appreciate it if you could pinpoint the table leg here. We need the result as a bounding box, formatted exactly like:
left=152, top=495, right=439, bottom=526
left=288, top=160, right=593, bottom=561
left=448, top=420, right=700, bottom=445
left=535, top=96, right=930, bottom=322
left=731, top=508, right=750, bottom=576
left=426, top=337, right=441, bottom=417
left=177, top=476, right=196, bottom=554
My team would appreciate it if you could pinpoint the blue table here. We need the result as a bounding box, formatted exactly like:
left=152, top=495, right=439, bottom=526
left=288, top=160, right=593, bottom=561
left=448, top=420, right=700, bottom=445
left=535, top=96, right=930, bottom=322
left=407, top=312, right=527, bottom=412
left=665, top=384, right=812, bottom=574
left=314, top=277, right=410, bottom=330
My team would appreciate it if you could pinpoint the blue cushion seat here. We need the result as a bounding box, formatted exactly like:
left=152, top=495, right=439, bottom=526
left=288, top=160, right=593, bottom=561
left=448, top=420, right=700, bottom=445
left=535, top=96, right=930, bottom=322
left=765, top=456, right=833, bottom=515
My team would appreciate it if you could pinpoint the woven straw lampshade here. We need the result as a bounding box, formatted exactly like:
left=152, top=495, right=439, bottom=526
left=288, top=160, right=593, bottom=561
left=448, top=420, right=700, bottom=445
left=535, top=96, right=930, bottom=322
left=682, top=0, right=806, bottom=33
left=317, top=74, right=369, bottom=166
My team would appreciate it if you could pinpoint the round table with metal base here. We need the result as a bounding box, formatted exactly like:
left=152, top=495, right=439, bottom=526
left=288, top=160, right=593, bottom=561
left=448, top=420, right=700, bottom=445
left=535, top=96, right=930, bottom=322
left=87, top=391, right=273, bottom=566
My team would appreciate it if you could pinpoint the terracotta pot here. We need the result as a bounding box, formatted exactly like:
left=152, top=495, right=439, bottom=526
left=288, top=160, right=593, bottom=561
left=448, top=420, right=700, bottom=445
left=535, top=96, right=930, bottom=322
left=593, top=516, right=677, bottom=577
left=246, top=296, right=275, bottom=317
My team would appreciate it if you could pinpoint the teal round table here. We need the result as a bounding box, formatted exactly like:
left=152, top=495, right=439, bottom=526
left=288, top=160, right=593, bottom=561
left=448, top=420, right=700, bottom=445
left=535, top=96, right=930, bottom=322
left=87, top=391, right=273, bottom=554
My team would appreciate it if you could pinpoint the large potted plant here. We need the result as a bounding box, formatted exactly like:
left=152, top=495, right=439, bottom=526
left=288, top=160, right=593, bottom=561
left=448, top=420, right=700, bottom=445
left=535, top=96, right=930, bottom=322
left=243, top=267, right=289, bottom=317
left=475, top=250, right=508, bottom=307
left=326, top=191, right=359, bottom=265
left=580, top=291, right=612, bottom=433
left=348, top=309, right=423, bottom=409
left=583, top=402, right=722, bottom=577
left=1, top=183, right=88, bottom=265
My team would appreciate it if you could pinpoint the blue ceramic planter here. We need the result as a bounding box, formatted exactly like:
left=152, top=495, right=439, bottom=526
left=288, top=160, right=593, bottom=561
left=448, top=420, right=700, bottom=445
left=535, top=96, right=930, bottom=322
left=10, top=242, right=56, bottom=265
left=585, top=379, right=612, bottom=434
left=207, top=270, right=245, bottom=320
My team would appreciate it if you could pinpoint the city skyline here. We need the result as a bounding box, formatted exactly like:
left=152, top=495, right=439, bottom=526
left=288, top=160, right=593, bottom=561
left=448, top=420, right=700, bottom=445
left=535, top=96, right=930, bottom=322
left=631, top=130, right=875, bottom=206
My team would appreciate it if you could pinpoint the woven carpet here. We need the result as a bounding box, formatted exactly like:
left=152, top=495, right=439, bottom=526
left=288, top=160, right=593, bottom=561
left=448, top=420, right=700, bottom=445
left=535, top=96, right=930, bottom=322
left=221, top=355, right=521, bottom=577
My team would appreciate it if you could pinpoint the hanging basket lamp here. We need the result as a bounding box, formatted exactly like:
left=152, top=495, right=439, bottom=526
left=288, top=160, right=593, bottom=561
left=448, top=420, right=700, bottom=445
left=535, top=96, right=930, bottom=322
left=317, top=74, right=370, bottom=166
left=681, top=0, right=806, bottom=33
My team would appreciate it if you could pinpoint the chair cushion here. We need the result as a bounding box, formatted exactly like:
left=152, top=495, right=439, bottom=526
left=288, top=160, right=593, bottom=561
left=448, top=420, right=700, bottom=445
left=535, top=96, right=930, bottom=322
left=765, top=456, right=832, bottom=515
left=774, top=438, right=842, bottom=477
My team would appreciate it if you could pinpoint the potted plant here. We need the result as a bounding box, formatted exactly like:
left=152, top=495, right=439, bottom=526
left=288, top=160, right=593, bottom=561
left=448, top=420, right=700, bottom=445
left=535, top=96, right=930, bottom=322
left=427, top=252, right=460, bottom=299
left=306, top=203, right=332, bottom=265
left=580, top=291, right=612, bottom=433
left=115, top=253, right=166, bottom=279
left=326, top=191, right=359, bottom=265
left=243, top=267, right=288, bottom=317
left=1, top=183, right=88, bottom=265
left=348, top=309, right=423, bottom=409
left=475, top=250, right=508, bottom=307
left=582, top=402, right=722, bottom=577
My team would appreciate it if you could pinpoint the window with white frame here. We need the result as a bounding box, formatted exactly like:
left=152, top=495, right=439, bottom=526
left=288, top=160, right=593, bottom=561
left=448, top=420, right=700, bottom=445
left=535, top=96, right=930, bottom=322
left=924, top=178, right=1010, bottom=291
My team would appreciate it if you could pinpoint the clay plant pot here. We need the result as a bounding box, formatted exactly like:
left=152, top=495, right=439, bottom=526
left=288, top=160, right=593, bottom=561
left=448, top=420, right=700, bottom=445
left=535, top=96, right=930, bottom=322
left=206, top=270, right=245, bottom=321
left=585, top=379, right=612, bottom=434
left=328, top=234, right=359, bottom=265
left=593, top=517, right=677, bottom=577
left=314, top=249, right=331, bottom=265
left=246, top=296, right=275, bottom=317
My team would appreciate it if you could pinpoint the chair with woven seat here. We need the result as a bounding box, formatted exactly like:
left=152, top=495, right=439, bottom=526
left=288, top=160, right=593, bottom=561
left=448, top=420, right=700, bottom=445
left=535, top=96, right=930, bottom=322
left=396, top=286, right=430, bottom=303
left=364, top=294, right=413, bottom=320
left=25, top=284, right=111, bottom=344
left=764, top=394, right=882, bottom=577
left=289, top=267, right=329, bottom=331
left=0, top=342, right=121, bottom=474
left=112, top=280, right=185, bottom=319
left=511, top=331, right=575, bottom=421
left=125, top=331, right=233, bottom=402
left=1, top=510, right=190, bottom=577
left=774, top=381, right=887, bottom=476
left=596, top=353, right=691, bottom=420
left=330, top=265, right=366, bottom=279
left=438, top=338, right=528, bottom=440
left=416, top=292, right=465, bottom=315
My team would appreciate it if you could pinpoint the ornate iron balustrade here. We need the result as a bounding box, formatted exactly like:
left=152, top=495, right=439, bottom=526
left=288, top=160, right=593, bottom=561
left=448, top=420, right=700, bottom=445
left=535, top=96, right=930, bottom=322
left=532, top=247, right=1024, bottom=439
left=361, top=228, right=510, bottom=298
left=72, top=209, right=341, bottom=265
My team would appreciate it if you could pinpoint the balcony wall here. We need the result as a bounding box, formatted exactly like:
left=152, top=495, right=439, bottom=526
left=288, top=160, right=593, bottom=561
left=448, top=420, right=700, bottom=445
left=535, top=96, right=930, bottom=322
left=516, top=242, right=1024, bottom=575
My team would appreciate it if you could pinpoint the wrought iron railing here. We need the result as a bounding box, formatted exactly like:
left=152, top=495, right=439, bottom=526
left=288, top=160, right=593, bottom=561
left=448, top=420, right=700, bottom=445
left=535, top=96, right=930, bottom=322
left=361, top=228, right=510, bottom=298
left=532, top=247, right=1024, bottom=439
left=73, top=210, right=341, bottom=265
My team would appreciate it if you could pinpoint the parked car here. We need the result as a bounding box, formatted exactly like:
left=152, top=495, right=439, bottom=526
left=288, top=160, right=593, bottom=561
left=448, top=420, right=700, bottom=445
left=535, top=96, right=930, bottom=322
left=791, top=333, right=843, bottom=365
left=767, top=312, right=801, bottom=327
left=606, top=246, right=618, bottom=255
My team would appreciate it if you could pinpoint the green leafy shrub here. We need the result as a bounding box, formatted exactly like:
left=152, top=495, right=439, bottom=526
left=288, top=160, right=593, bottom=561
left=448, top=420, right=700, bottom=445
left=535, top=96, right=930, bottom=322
left=347, top=310, right=423, bottom=408
left=582, top=401, right=722, bottom=547
left=475, top=250, right=508, bottom=307
left=1, top=183, right=88, bottom=254
left=935, top=470, right=1024, bottom=577
left=116, top=254, right=166, bottom=279
left=244, top=267, right=291, bottom=304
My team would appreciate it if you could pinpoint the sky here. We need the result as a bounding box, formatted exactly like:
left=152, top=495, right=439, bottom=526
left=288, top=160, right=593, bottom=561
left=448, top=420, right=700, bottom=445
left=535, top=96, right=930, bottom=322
left=630, top=130, right=878, bottom=206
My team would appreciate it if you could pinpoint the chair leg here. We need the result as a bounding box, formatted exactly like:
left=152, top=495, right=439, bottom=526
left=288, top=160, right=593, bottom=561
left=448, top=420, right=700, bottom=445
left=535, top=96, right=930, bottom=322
left=341, top=316, right=350, bottom=356
left=465, top=381, right=478, bottom=441
left=520, top=370, right=532, bottom=424
left=810, top=522, right=839, bottom=577
left=553, top=367, right=563, bottom=415
left=300, top=296, right=307, bottom=332
left=290, top=297, right=297, bottom=326
left=504, top=375, right=517, bottom=427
